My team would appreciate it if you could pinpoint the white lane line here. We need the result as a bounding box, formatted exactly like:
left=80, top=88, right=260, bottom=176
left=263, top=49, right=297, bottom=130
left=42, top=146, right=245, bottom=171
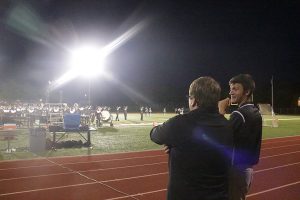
left=0, top=170, right=168, bottom=197
left=260, top=151, right=300, bottom=159
left=0, top=171, right=75, bottom=182
left=0, top=172, right=168, bottom=197
left=0, top=149, right=164, bottom=168
left=59, top=155, right=166, bottom=166
left=105, top=189, right=167, bottom=200
left=0, top=162, right=168, bottom=182
left=1, top=149, right=299, bottom=182
left=0, top=154, right=166, bottom=171
left=0, top=163, right=57, bottom=171
left=1, top=135, right=299, bottom=170
left=254, top=162, right=300, bottom=173
left=261, top=143, right=300, bottom=150
left=0, top=182, right=97, bottom=196
left=247, top=181, right=300, bottom=197
left=262, top=138, right=300, bottom=144
left=45, top=158, right=140, bottom=200
left=102, top=172, right=168, bottom=183
left=263, top=135, right=300, bottom=140
left=1, top=136, right=300, bottom=198
left=78, top=162, right=167, bottom=173
left=47, top=149, right=164, bottom=159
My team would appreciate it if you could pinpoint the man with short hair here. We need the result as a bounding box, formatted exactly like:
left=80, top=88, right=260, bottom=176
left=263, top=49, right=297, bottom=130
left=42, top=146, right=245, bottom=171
left=219, top=74, right=262, bottom=200
left=115, top=106, right=120, bottom=121
left=150, top=76, right=233, bottom=200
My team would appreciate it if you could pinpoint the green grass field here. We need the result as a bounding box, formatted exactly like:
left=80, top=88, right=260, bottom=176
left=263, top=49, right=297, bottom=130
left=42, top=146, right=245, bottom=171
left=1, top=113, right=300, bottom=161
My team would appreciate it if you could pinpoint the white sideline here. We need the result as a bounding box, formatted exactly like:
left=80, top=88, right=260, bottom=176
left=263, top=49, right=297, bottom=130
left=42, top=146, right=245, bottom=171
left=261, top=143, right=300, bottom=150
left=254, top=162, right=300, bottom=173
left=0, top=154, right=166, bottom=171
left=260, top=150, right=300, bottom=159
left=0, top=161, right=168, bottom=182
left=106, top=189, right=167, bottom=200
left=1, top=135, right=300, bottom=199
left=247, top=181, right=300, bottom=197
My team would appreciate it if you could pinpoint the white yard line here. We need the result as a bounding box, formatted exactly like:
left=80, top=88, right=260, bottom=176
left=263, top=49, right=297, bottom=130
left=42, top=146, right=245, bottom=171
left=247, top=181, right=300, bottom=197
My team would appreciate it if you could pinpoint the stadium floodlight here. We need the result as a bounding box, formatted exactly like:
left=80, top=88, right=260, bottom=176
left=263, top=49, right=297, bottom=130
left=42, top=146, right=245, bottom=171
left=69, top=45, right=105, bottom=79
left=50, top=19, right=149, bottom=96
left=69, top=44, right=106, bottom=105
left=49, top=44, right=106, bottom=93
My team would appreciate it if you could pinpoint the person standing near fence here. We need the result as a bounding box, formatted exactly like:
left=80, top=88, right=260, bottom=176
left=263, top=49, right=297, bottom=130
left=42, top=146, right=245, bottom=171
left=219, top=74, right=262, bottom=200
left=150, top=76, right=233, bottom=200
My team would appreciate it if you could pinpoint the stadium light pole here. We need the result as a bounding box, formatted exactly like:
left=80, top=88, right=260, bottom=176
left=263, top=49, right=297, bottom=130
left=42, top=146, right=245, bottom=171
left=88, top=79, right=91, bottom=106
left=271, top=75, right=274, bottom=116
left=46, top=80, right=52, bottom=104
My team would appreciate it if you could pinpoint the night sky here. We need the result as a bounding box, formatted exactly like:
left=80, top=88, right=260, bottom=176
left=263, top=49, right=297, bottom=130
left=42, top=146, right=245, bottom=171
left=0, top=0, right=299, bottom=108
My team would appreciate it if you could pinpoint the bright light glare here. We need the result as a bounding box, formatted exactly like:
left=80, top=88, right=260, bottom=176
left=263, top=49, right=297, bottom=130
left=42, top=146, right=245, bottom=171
left=70, top=45, right=105, bottom=78
left=51, top=19, right=150, bottom=90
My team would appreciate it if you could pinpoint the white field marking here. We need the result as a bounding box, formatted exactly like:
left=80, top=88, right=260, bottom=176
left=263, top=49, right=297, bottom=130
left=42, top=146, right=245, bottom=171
left=254, top=161, right=300, bottom=173
left=0, top=167, right=167, bottom=198
left=0, top=182, right=98, bottom=196
left=45, top=158, right=140, bottom=200
left=78, top=161, right=168, bottom=173
left=260, top=150, right=300, bottom=159
left=102, top=172, right=168, bottom=183
left=0, top=149, right=164, bottom=163
left=0, top=173, right=168, bottom=199
left=261, top=143, right=300, bottom=150
left=0, top=154, right=166, bottom=171
left=246, top=181, right=300, bottom=197
left=44, top=149, right=164, bottom=162
left=0, top=161, right=168, bottom=182
left=0, top=171, right=75, bottom=182
left=106, top=189, right=167, bottom=200
left=57, top=154, right=167, bottom=166
left=0, top=163, right=56, bottom=171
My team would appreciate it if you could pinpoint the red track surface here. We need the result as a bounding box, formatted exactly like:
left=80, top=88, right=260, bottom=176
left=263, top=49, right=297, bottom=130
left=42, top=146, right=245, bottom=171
left=0, top=136, right=300, bottom=200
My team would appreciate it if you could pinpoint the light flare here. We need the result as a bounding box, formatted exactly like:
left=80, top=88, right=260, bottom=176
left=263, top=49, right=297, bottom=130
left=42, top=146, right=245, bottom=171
left=51, top=20, right=148, bottom=90
left=102, top=72, right=154, bottom=105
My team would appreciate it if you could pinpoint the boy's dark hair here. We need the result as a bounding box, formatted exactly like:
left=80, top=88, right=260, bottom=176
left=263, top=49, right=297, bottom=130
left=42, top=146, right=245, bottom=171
left=229, top=74, right=255, bottom=97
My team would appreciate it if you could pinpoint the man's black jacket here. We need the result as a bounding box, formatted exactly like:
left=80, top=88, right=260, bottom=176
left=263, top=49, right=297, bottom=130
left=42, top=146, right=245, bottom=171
left=150, top=107, right=233, bottom=200
left=229, top=103, right=262, bottom=166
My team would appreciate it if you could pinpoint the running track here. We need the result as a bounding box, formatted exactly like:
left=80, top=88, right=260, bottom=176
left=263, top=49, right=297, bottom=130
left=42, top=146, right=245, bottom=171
left=0, top=136, right=300, bottom=200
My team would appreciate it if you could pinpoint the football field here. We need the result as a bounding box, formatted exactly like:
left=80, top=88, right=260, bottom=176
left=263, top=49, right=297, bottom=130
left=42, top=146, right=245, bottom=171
left=0, top=113, right=300, bottom=160
left=0, top=113, right=299, bottom=200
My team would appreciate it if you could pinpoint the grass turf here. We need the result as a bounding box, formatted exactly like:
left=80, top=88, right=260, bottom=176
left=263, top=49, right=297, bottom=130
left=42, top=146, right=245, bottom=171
left=0, top=113, right=300, bottom=160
